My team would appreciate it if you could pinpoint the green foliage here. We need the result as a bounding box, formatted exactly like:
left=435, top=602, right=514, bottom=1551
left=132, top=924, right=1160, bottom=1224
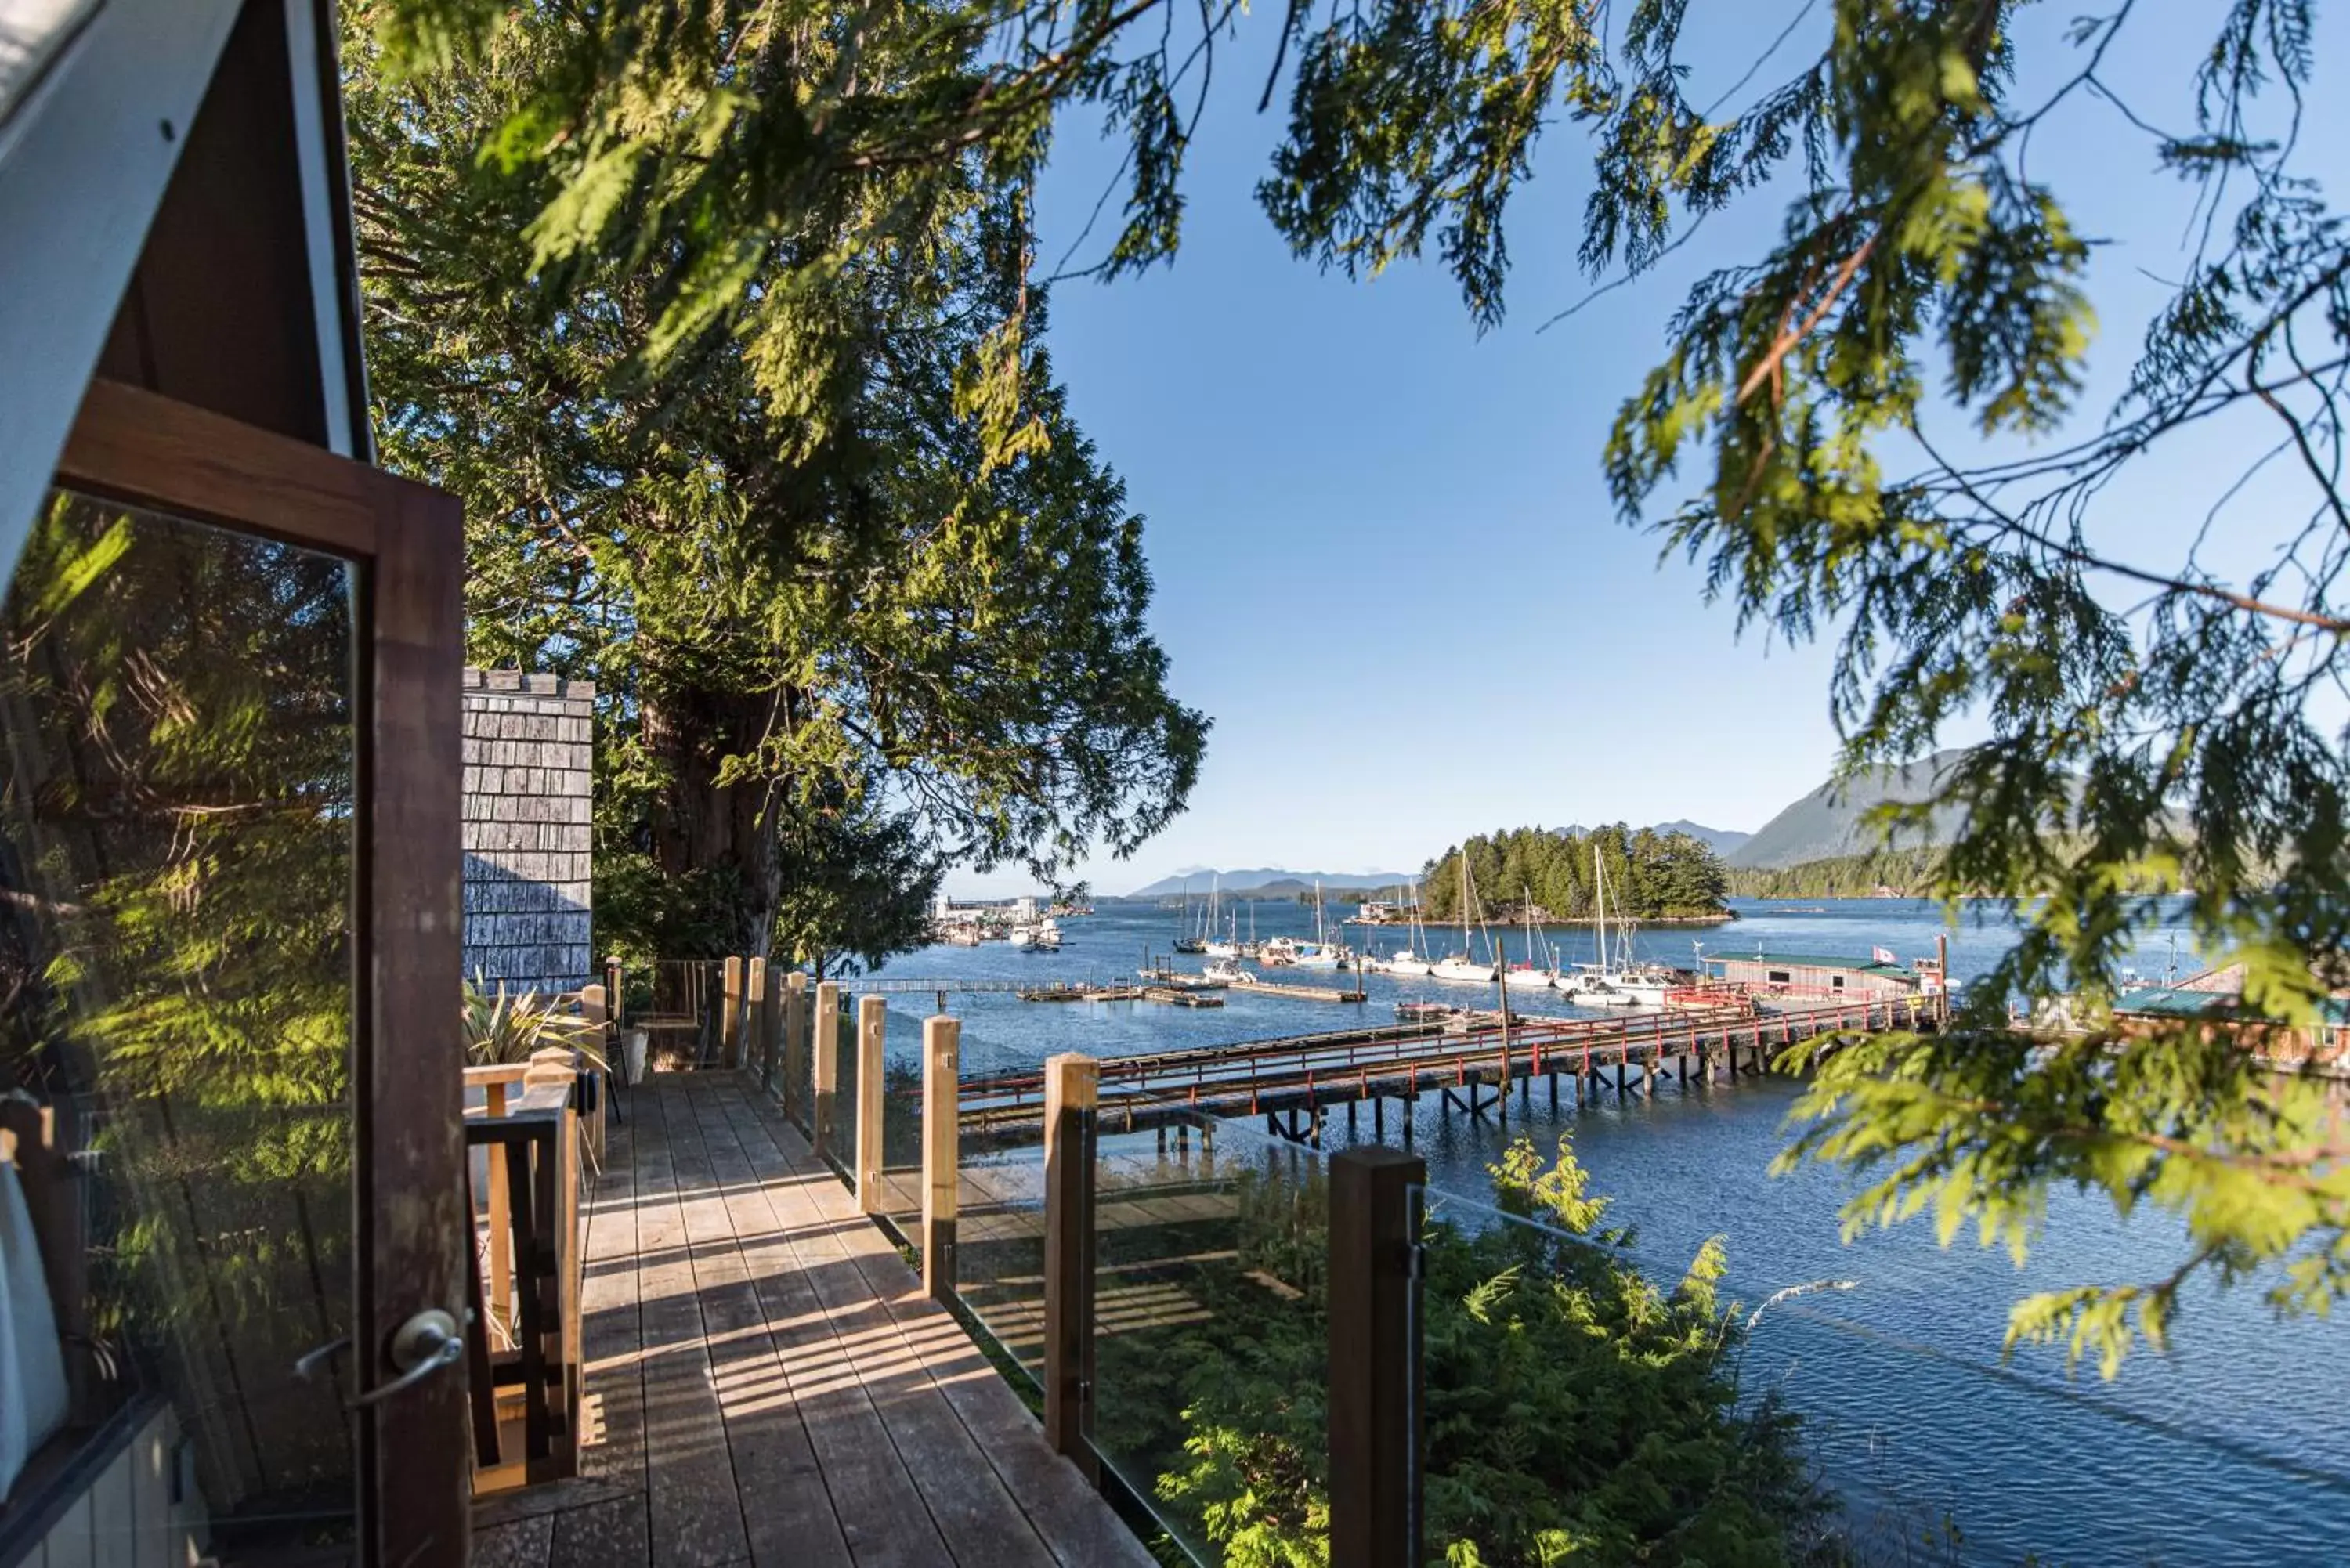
left=343, top=3, right=1206, bottom=966
left=0, top=493, right=358, bottom=1504
left=1423, top=824, right=1731, bottom=923
left=1726, top=848, right=1949, bottom=901
left=461, top=973, right=604, bottom=1068
left=1133, top=1136, right=1841, bottom=1566
left=352, top=0, right=2350, bottom=1366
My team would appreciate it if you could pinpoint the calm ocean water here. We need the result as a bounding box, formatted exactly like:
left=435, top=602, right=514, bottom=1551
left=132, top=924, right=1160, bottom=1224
left=862, top=897, right=2346, bottom=1566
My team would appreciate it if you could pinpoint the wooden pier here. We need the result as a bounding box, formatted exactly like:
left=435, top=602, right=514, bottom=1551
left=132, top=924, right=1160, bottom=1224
left=959, top=995, right=1930, bottom=1140
left=1230, top=974, right=1368, bottom=1003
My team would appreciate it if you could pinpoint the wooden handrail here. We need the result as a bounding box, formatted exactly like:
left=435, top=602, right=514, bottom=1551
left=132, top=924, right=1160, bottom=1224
left=463, top=1075, right=582, bottom=1493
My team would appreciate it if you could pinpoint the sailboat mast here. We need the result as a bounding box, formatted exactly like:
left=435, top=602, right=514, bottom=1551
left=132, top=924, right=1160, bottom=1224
left=1591, top=845, right=1607, bottom=973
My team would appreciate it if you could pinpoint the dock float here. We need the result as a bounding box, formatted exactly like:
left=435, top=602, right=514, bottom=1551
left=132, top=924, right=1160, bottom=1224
left=1143, top=986, right=1226, bottom=1008
left=1232, top=974, right=1367, bottom=1003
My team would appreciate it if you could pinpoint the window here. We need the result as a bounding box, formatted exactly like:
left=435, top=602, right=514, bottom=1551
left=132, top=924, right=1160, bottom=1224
left=1831, top=974, right=1846, bottom=989
left=1766, top=970, right=1791, bottom=985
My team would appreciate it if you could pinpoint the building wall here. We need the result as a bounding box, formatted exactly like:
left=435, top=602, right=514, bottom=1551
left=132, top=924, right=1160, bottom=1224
left=462, top=669, right=593, bottom=995
left=1712, top=959, right=1916, bottom=998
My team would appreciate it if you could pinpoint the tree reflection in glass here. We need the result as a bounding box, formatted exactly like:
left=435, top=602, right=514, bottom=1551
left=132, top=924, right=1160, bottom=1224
left=0, top=490, right=358, bottom=1544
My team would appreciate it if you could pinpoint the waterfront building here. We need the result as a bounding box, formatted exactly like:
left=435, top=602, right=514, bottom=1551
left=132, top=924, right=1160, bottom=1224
left=1704, top=952, right=1924, bottom=999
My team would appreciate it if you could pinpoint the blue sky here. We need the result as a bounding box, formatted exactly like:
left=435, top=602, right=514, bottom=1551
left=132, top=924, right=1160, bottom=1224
left=951, top=5, right=2349, bottom=897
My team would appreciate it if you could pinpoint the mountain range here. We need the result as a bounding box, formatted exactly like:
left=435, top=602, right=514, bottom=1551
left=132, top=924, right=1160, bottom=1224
left=1724, top=750, right=1976, bottom=868
left=1123, top=868, right=1411, bottom=900
left=1123, top=756, right=1989, bottom=895
left=1560, top=819, right=1754, bottom=858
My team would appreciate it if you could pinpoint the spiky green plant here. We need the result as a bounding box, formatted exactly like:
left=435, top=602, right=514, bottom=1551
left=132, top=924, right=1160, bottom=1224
left=461, top=973, right=603, bottom=1070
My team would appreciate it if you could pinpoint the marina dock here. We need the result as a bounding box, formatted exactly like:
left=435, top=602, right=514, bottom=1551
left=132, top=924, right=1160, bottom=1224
left=960, top=994, right=1929, bottom=1140
left=1231, top=974, right=1367, bottom=1003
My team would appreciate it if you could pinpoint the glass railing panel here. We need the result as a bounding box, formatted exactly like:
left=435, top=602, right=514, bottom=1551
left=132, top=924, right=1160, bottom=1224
left=1402, top=1165, right=1824, bottom=1567
left=1091, top=1115, right=1329, bottom=1564
left=876, top=1005, right=927, bottom=1234
left=782, top=985, right=816, bottom=1133
left=823, top=1000, right=859, bottom=1183
left=953, top=1131, right=1049, bottom=1389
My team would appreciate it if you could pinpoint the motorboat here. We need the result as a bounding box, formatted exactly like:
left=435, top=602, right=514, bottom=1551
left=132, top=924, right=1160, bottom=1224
left=1558, top=970, right=1639, bottom=1006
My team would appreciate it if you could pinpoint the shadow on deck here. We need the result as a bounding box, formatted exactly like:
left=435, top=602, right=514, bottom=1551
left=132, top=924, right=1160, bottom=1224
left=468, top=1073, right=1154, bottom=1567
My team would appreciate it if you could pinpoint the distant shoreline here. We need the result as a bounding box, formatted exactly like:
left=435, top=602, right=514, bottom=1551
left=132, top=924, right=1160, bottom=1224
left=1345, top=911, right=1737, bottom=928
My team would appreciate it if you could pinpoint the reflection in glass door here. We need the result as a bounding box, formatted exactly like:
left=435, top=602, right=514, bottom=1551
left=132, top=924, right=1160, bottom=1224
left=0, top=490, right=360, bottom=1558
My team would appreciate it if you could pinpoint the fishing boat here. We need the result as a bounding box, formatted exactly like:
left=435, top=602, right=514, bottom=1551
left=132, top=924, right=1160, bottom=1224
left=1013, top=917, right=1061, bottom=952
left=1206, top=956, right=1251, bottom=985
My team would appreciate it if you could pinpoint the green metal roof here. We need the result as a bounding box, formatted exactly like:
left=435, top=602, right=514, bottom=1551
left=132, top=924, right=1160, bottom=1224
left=2114, top=986, right=2232, bottom=1017
left=2115, top=986, right=2350, bottom=1025
left=1705, top=952, right=1915, bottom=977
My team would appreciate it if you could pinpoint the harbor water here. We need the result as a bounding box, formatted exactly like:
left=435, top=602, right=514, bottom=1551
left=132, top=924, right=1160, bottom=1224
left=869, top=896, right=2346, bottom=1566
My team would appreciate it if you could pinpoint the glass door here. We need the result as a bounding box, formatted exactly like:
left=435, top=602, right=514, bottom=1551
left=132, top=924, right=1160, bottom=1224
left=0, top=381, right=470, bottom=1566
left=0, top=491, right=366, bottom=1556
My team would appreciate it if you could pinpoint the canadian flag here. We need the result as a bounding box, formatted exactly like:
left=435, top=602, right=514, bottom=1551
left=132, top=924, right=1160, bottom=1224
left=1871, top=945, right=1896, bottom=965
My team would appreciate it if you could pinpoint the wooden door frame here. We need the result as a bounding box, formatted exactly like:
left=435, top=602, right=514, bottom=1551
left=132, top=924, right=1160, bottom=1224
left=50, top=377, right=468, bottom=1566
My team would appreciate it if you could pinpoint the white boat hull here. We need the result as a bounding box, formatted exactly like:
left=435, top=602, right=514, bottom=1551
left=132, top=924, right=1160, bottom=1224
left=1502, top=968, right=1555, bottom=990
left=1382, top=956, right=1434, bottom=977
left=1429, top=960, right=1495, bottom=984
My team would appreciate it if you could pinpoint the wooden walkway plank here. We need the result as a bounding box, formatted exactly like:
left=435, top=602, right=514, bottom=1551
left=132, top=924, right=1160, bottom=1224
left=553, top=1089, right=653, bottom=1568
left=702, top=1081, right=1035, bottom=1568
left=728, top=1087, right=1157, bottom=1568
left=633, top=1082, right=755, bottom=1568
left=667, top=1077, right=857, bottom=1568
left=472, top=1072, right=1153, bottom=1568
left=682, top=1077, right=956, bottom=1568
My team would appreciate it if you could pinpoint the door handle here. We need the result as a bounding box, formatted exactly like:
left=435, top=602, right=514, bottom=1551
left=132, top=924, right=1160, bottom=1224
left=349, top=1309, right=463, bottom=1410
left=293, top=1334, right=352, bottom=1382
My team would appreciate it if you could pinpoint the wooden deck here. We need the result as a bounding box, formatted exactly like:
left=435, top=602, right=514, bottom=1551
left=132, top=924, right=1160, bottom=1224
left=469, top=1071, right=1156, bottom=1568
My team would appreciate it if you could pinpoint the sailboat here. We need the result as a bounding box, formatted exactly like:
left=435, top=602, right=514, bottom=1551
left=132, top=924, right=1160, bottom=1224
left=1430, top=856, right=1497, bottom=983
left=1284, top=880, right=1351, bottom=967
left=1172, top=879, right=1206, bottom=955
left=1204, top=876, right=1246, bottom=959
left=1502, top=887, right=1556, bottom=989
left=1557, top=848, right=1675, bottom=1005
left=1379, top=881, right=1435, bottom=976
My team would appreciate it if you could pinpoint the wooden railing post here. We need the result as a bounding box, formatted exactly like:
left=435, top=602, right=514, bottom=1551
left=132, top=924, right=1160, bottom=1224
left=721, top=955, right=744, bottom=1069
left=1329, top=1143, right=1424, bottom=1568
left=485, top=1078, right=513, bottom=1334
left=856, top=995, right=888, bottom=1212
left=783, top=970, right=809, bottom=1123
left=747, top=957, right=771, bottom=1092
left=1043, top=1053, right=1098, bottom=1477
left=813, top=980, right=841, bottom=1160
left=922, top=1015, right=960, bottom=1299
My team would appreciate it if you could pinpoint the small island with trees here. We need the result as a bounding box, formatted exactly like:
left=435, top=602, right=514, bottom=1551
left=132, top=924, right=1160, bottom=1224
left=1415, top=825, right=1735, bottom=925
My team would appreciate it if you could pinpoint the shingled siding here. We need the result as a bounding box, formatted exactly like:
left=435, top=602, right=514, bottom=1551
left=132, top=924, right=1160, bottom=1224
left=463, top=669, right=595, bottom=995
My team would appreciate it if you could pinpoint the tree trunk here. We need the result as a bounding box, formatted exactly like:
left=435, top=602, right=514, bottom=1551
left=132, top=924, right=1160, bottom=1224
left=640, top=681, right=783, bottom=958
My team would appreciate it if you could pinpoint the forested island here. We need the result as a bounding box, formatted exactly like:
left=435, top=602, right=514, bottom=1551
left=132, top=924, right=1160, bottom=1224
left=1724, top=847, right=1946, bottom=899
left=1419, top=826, right=1732, bottom=923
